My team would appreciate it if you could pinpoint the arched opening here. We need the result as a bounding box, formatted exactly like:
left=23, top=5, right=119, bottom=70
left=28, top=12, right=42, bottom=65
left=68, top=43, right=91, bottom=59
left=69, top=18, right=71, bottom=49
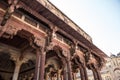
left=45, top=45, right=64, bottom=80
left=0, top=29, right=36, bottom=80
left=0, top=52, right=15, bottom=80
left=18, top=59, right=36, bottom=80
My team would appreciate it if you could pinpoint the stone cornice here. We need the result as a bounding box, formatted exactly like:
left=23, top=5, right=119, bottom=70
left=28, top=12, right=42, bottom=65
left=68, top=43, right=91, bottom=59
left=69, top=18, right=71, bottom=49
left=36, top=0, right=92, bottom=43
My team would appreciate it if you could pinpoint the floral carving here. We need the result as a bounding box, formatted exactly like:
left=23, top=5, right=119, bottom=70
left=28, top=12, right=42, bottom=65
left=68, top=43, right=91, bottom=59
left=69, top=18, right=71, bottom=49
left=3, top=25, right=21, bottom=38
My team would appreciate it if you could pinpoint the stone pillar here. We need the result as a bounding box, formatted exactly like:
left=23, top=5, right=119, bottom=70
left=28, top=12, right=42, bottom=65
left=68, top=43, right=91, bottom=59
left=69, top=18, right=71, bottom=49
left=82, top=65, right=88, bottom=80
left=63, top=63, right=67, bottom=80
left=95, top=69, right=102, bottom=80
left=39, top=52, right=46, bottom=80
left=74, top=58, right=88, bottom=80
left=92, top=69, right=98, bottom=80
left=12, top=62, right=22, bottom=80
left=90, top=65, right=102, bottom=80
left=67, top=60, right=73, bottom=80
left=34, top=49, right=41, bottom=80
left=34, top=48, right=46, bottom=80
left=79, top=65, right=85, bottom=80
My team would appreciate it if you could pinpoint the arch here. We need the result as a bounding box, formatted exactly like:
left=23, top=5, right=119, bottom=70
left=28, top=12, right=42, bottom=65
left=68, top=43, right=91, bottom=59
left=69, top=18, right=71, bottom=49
left=0, top=52, right=15, bottom=71
left=18, top=59, right=35, bottom=80
left=45, top=45, right=64, bottom=79
left=52, top=45, right=66, bottom=58
left=0, top=52, right=15, bottom=80
left=45, top=46, right=64, bottom=70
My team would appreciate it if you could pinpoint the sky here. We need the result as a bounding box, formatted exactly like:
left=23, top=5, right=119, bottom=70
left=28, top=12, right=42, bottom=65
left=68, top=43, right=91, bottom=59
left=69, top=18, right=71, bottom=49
left=49, top=0, right=120, bottom=56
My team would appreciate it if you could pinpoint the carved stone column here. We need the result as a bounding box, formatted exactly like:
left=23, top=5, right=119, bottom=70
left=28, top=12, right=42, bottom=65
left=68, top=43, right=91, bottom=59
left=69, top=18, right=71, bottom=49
left=67, top=59, right=73, bottom=80
left=10, top=52, right=29, bottom=80
left=74, top=58, right=88, bottom=80
left=63, top=62, right=67, bottom=80
left=90, top=65, right=102, bottom=80
left=12, top=61, right=22, bottom=80
left=39, top=51, right=46, bottom=80
left=34, top=49, right=41, bottom=80
left=79, top=65, right=85, bottom=80
left=86, top=53, right=102, bottom=80
left=34, top=48, right=46, bottom=80
left=82, top=65, right=88, bottom=80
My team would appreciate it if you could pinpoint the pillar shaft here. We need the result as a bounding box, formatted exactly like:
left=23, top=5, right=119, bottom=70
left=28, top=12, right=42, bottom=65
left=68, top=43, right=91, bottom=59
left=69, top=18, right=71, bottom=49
left=79, top=65, right=85, bottom=80
left=82, top=65, right=88, bottom=80
left=92, top=69, right=98, bottom=80
left=96, top=69, right=102, bottom=80
left=39, top=52, right=46, bottom=80
left=91, top=65, right=102, bottom=80
left=79, top=64, right=88, bottom=80
left=34, top=49, right=41, bottom=80
left=12, top=62, right=22, bottom=80
left=67, top=60, right=73, bottom=80
left=63, top=63, right=67, bottom=80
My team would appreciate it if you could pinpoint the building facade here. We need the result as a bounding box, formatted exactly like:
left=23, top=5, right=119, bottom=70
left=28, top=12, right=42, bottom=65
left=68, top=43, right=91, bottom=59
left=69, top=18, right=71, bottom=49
left=0, top=0, right=107, bottom=80
left=87, top=53, right=120, bottom=80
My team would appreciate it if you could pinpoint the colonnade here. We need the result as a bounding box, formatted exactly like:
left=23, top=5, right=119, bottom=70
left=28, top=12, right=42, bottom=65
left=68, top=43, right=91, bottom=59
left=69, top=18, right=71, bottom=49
left=0, top=0, right=105, bottom=80
left=0, top=25, right=104, bottom=80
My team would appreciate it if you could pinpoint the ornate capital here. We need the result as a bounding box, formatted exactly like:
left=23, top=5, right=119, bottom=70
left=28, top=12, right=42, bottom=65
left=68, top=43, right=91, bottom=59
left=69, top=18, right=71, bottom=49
left=85, top=50, right=105, bottom=70
left=29, top=35, right=45, bottom=50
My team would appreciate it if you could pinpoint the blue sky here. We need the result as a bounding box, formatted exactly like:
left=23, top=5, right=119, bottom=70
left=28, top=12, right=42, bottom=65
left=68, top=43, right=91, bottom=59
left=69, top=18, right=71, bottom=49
left=49, top=0, right=120, bottom=56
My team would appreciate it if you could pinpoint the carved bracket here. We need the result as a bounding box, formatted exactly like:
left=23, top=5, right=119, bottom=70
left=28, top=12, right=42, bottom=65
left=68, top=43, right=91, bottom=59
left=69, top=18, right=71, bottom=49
left=29, top=35, right=45, bottom=49
left=1, top=25, right=21, bottom=38
left=1, top=0, right=20, bottom=26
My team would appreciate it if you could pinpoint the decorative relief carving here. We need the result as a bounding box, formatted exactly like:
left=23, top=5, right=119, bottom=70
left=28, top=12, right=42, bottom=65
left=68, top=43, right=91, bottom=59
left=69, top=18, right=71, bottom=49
left=70, top=44, right=76, bottom=56
left=85, top=51, right=105, bottom=70
left=78, top=52, right=86, bottom=65
left=2, top=25, right=21, bottom=38
left=29, top=35, right=44, bottom=49
left=1, top=0, right=20, bottom=26
left=44, top=27, right=58, bottom=52
left=34, top=37, right=42, bottom=47
left=10, top=52, right=33, bottom=65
